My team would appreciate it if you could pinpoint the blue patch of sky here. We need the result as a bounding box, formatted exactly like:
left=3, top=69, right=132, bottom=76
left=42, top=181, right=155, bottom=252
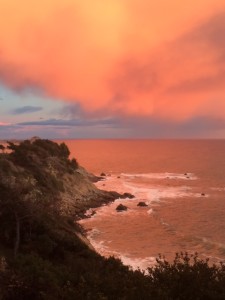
left=0, top=84, right=66, bottom=124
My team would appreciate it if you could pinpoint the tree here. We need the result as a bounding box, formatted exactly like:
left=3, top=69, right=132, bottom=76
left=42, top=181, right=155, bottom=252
left=0, top=175, right=42, bottom=257
left=7, top=141, right=18, bottom=151
left=0, top=144, right=5, bottom=153
left=59, top=142, right=70, bottom=158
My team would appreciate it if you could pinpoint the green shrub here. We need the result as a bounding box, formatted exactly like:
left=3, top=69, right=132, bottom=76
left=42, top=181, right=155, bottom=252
left=147, top=252, right=225, bottom=299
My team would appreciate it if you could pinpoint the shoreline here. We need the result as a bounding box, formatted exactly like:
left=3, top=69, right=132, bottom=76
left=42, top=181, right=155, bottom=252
left=76, top=174, right=136, bottom=258
left=2, top=139, right=225, bottom=297
left=77, top=173, right=142, bottom=268
left=78, top=172, right=225, bottom=269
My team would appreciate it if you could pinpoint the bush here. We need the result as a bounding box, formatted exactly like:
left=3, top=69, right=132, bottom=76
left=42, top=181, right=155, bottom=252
left=147, top=252, right=225, bottom=299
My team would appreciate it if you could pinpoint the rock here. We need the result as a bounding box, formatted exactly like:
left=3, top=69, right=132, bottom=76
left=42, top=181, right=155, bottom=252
left=117, top=176, right=120, bottom=179
left=100, top=172, right=106, bottom=177
left=90, top=175, right=104, bottom=182
left=121, top=192, right=135, bottom=199
left=116, top=204, right=128, bottom=211
left=77, top=167, right=103, bottom=183
left=137, top=201, right=148, bottom=207
left=184, top=173, right=187, bottom=176
left=201, top=193, right=205, bottom=196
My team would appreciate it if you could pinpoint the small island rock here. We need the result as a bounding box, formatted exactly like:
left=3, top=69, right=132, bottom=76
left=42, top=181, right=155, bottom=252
left=116, top=204, right=128, bottom=211
left=121, top=192, right=135, bottom=199
left=137, top=202, right=148, bottom=207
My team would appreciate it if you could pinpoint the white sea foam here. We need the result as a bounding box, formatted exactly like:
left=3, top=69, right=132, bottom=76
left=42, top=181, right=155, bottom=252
left=91, top=174, right=200, bottom=221
left=86, top=229, right=156, bottom=270
left=121, top=172, right=198, bottom=180
left=118, top=255, right=156, bottom=271
left=84, top=208, right=96, bottom=217
left=123, top=182, right=197, bottom=202
left=211, top=187, right=225, bottom=192
left=80, top=171, right=208, bottom=271
left=147, top=208, right=154, bottom=215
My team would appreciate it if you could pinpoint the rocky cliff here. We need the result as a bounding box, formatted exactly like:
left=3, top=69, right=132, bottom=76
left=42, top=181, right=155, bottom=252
left=0, top=138, right=121, bottom=220
left=0, top=139, right=224, bottom=299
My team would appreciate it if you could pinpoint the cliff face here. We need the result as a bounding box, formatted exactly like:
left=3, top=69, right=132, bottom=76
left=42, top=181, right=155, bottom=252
left=0, top=139, right=147, bottom=299
left=0, top=140, right=152, bottom=299
left=0, top=139, right=119, bottom=220
left=59, top=167, right=121, bottom=218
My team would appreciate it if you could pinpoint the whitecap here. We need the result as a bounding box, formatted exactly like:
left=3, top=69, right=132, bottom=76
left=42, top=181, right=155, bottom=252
left=121, top=172, right=197, bottom=180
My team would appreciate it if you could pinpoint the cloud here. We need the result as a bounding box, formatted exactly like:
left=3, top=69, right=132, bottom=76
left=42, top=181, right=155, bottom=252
left=0, top=122, right=11, bottom=126
left=18, top=117, right=118, bottom=127
left=2, top=114, right=225, bottom=139
left=118, top=114, right=225, bottom=138
left=113, top=10, right=225, bottom=118
left=11, top=106, right=43, bottom=115
left=58, top=103, right=85, bottom=119
left=165, top=11, right=225, bottom=94
left=0, top=0, right=225, bottom=123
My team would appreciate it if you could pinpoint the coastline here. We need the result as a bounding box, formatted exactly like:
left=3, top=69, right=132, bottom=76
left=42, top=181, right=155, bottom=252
left=78, top=171, right=225, bottom=269
left=1, top=139, right=225, bottom=297
left=77, top=173, right=141, bottom=268
left=76, top=173, right=137, bottom=259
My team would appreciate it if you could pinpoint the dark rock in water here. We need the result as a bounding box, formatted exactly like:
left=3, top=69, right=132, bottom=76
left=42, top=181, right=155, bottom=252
left=184, top=173, right=187, bottom=176
left=100, top=172, right=106, bottom=177
left=137, top=201, right=148, bottom=207
left=107, top=191, right=121, bottom=199
left=91, top=176, right=105, bottom=182
left=116, top=204, right=128, bottom=211
left=117, top=176, right=120, bottom=179
left=201, top=193, right=205, bottom=196
left=121, top=192, right=135, bottom=199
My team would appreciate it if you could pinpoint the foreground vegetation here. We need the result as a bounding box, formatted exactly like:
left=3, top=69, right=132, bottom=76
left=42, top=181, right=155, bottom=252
left=0, top=139, right=225, bottom=299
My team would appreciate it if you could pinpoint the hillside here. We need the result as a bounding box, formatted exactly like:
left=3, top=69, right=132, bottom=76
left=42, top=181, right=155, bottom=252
left=0, top=139, right=225, bottom=300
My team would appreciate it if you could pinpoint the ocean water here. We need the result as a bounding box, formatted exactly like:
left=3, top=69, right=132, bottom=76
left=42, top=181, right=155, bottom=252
left=64, top=139, right=225, bottom=270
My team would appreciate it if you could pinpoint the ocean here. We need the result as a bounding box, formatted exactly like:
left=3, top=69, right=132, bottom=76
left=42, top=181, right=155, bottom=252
left=64, top=139, right=225, bottom=270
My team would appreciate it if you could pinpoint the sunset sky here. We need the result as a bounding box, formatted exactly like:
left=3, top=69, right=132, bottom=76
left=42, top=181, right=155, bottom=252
left=0, top=0, right=225, bottom=139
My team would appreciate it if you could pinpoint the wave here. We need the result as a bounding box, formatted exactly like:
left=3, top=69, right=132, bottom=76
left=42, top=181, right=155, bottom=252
left=81, top=172, right=220, bottom=270
left=86, top=228, right=156, bottom=270
left=121, top=172, right=197, bottom=180
left=123, top=182, right=196, bottom=202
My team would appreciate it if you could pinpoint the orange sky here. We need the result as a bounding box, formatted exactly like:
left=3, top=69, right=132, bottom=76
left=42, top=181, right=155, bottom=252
left=0, top=0, right=225, bottom=123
